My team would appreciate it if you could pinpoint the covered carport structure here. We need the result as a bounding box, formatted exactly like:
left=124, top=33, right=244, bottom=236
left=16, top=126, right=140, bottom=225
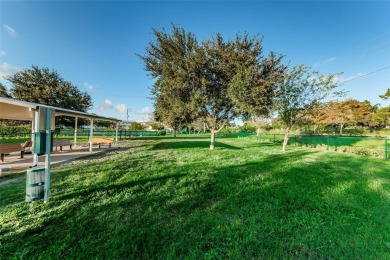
left=0, top=97, right=121, bottom=202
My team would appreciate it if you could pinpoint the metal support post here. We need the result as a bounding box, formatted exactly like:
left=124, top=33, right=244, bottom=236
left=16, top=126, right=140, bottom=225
left=89, top=119, right=94, bottom=153
left=115, top=122, right=119, bottom=146
left=33, top=111, right=40, bottom=166
left=74, top=116, right=78, bottom=148
left=44, top=108, right=52, bottom=203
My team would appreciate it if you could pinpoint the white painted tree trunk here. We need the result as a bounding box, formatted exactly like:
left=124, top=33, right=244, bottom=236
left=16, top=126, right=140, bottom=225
left=210, top=129, right=215, bottom=150
left=256, top=127, right=261, bottom=136
left=282, top=126, right=291, bottom=152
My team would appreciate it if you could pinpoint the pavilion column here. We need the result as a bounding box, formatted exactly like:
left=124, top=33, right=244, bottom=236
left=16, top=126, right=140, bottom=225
left=33, top=111, right=40, bottom=166
left=89, top=119, right=94, bottom=153
left=44, top=108, right=53, bottom=203
left=115, top=121, right=119, bottom=146
left=74, top=116, right=78, bottom=148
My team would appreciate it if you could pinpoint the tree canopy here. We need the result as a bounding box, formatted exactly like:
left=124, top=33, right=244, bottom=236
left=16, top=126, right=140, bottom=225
left=0, top=83, right=11, bottom=98
left=370, top=107, right=390, bottom=127
left=139, top=25, right=200, bottom=137
left=5, top=65, right=93, bottom=127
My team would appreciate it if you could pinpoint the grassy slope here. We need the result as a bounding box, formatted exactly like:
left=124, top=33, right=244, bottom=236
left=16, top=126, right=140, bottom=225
left=0, top=137, right=389, bottom=259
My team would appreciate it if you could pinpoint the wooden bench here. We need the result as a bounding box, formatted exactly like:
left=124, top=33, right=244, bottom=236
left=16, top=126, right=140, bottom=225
left=90, top=138, right=114, bottom=148
left=53, top=139, right=73, bottom=151
left=0, top=143, right=25, bottom=162
left=22, top=140, right=33, bottom=153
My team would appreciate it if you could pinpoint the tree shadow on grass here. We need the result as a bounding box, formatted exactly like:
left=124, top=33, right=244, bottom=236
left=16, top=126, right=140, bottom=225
left=152, top=140, right=241, bottom=150
left=54, top=172, right=187, bottom=202
left=123, top=135, right=210, bottom=141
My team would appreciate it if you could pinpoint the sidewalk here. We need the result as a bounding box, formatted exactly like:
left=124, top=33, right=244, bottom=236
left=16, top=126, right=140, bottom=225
left=0, top=146, right=114, bottom=176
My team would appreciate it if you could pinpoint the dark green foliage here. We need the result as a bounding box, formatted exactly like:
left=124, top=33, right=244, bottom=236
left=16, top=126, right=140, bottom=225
left=128, top=122, right=146, bottom=131
left=0, top=83, right=11, bottom=98
left=380, top=88, right=390, bottom=100
left=0, top=124, right=31, bottom=139
left=158, top=130, right=166, bottom=136
left=238, top=122, right=257, bottom=133
left=230, top=51, right=286, bottom=118
left=371, top=106, right=390, bottom=127
left=139, top=25, right=199, bottom=135
left=5, top=65, right=93, bottom=127
left=150, top=122, right=165, bottom=130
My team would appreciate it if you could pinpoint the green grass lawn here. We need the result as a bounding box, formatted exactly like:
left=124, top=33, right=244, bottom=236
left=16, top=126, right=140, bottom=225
left=1, top=137, right=389, bottom=258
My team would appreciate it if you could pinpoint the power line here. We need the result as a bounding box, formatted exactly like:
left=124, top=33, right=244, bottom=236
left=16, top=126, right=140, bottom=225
left=340, top=65, right=390, bottom=84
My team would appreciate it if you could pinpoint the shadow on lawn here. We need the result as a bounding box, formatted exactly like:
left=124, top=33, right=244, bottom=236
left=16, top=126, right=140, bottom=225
left=123, top=135, right=210, bottom=141
left=152, top=140, right=241, bottom=150
left=55, top=172, right=187, bottom=201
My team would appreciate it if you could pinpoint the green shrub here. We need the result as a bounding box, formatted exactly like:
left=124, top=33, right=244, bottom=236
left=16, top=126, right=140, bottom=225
left=158, top=130, right=166, bottom=136
left=0, top=124, right=31, bottom=137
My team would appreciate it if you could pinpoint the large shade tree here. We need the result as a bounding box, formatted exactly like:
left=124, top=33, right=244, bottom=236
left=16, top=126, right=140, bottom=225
left=139, top=25, right=200, bottom=137
left=6, top=65, right=92, bottom=127
left=197, top=33, right=264, bottom=149
left=140, top=25, right=285, bottom=149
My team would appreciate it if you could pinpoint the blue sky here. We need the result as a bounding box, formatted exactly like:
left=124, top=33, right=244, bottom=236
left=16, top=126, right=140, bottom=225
left=1, top=0, right=389, bottom=122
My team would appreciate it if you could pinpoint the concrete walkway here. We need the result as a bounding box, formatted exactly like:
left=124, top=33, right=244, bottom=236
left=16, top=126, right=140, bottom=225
left=0, top=146, right=114, bottom=176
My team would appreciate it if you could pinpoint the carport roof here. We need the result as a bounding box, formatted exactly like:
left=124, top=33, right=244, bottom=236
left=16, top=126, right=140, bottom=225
left=0, top=97, right=121, bottom=122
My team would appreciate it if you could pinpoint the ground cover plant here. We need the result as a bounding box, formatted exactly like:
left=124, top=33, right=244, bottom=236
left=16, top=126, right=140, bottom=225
left=1, top=137, right=389, bottom=258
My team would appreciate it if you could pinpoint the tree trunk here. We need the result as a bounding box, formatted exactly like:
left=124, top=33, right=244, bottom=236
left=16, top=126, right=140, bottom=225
left=173, top=129, right=177, bottom=137
left=340, top=123, right=344, bottom=134
left=210, top=129, right=215, bottom=150
left=256, top=127, right=261, bottom=136
left=282, top=126, right=290, bottom=152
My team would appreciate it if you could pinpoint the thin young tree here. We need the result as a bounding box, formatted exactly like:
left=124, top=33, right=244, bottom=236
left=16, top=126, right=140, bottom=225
left=274, top=65, right=337, bottom=151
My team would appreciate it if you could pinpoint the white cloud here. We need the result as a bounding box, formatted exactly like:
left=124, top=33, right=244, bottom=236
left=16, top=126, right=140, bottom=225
left=0, top=50, right=6, bottom=57
left=4, top=25, right=17, bottom=37
left=0, top=62, right=20, bottom=79
left=323, top=57, right=337, bottom=64
left=83, top=82, right=94, bottom=90
left=116, top=104, right=128, bottom=113
left=137, top=106, right=152, bottom=115
left=97, top=99, right=113, bottom=110
left=313, top=57, right=337, bottom=68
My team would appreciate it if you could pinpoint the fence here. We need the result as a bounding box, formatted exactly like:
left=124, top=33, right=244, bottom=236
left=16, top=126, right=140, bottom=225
left=222, top=133, right=389, bottom=160
left=0, top=130, right=160, bottom=142
left=58, top=130, right=160, bottom=138
left=292, top=135, right=389, bottom=159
